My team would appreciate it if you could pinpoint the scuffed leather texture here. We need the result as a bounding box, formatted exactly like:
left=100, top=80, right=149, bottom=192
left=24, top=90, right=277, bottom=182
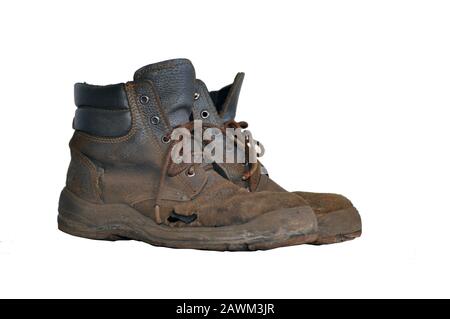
left=73, top=83, right=132, bottom=137
left=203, top=74, right=358, bottom=220
left=66, top=149, right=103, bottom=203
left=210, top=72, right=245, bottom=123
left=293, top=191, right=353, bottom=215
left=172, top=171, right=309, bottom=227
left=70, top=81, right=207, bottom=207
left=133, top=58, right=195, bottom=127
left=132, top=170, right=310, bottom=227
left=66, top=59, right=315, bottom=228
left=74, top=83, right=129, bottom=109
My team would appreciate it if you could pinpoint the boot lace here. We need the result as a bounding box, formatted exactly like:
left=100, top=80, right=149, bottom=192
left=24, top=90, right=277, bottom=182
left=154, top=120, right=261, bottom=224
left=223, top=120, right=261, bottom=182
left=154, top=121, right=221, bottom=224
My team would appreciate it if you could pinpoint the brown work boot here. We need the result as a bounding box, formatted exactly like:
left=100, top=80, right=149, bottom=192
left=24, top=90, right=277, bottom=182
left=192, top=72, right=362, bottom=244
left=58, top=59, right=319, bottom=251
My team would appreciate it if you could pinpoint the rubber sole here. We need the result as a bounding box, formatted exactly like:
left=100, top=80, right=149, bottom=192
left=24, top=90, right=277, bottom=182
left=311, top=207, right=362, bottom=245
left=58, top=188, right=319, bottom=251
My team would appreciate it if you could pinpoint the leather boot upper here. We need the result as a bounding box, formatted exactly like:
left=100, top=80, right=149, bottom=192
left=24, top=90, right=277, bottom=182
left=191, top=72, right=354, bottom=213
left=65, top=59, right=310, bottom=227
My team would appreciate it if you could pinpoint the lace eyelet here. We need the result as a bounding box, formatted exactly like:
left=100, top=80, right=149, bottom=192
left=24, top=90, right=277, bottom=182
left=150, top=116, right=160, bottom=125
left=139, top=95, right=150, bottom=104
left=186, top=168, right=195, bottom=177
left=201, top=110, right=209, bottom=119
left=194, top=92, right=200, bottom=100
left=161, top=136, right=171, bottom=144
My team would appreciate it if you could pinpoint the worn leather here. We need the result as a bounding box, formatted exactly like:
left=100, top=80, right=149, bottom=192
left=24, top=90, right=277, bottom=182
left=194, top=74, right=355, bottom=215
left=134, top=59, right=195, bottom=127
left=65, top=59, right=311, bottom=227
left=70, top=81, right=207, bottom=206
left=194, top=79, right=261, bottom=189
left=293, top=191, right=353, bottom=215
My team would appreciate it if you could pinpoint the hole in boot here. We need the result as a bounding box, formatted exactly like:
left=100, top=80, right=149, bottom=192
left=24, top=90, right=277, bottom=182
left=167, top=212, right=198, bottom=224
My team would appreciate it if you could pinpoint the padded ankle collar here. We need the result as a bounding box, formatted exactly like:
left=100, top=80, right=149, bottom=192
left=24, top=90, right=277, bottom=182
left=73, top=83, right=131, bottom=137
left=74, top=83, right=129, bottom=110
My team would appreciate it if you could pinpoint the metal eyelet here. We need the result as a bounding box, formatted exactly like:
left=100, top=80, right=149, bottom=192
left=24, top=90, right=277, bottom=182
left=194, top=92, right=200, bottom=100
left=150, top=116, right=160, bottom=125
left=161, top=136, right=171, bottom=144
left=186, top=167, right=195, bottom=177
left=201, top=110, right=210, bottom=119
left=139, top=95, right=150, bottom=104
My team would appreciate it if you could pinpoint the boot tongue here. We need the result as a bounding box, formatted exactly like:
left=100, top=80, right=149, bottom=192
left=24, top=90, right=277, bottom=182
left=134, top=58, right=195, bottom=127
left=210, top=72, right=245, bottom=123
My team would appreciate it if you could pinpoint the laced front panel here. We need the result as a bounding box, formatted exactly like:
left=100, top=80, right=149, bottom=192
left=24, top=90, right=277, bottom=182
left=154, top=121, right=199, bottom=224
left=224, top=120, right=261, bottom=183
left=154, top=120, right=262, bottom=224
left=153, top=121, right=224, bottom=224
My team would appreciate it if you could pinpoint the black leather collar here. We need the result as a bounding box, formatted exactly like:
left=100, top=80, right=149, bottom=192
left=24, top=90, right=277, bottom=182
left=73, top=83, right=131, bottom=137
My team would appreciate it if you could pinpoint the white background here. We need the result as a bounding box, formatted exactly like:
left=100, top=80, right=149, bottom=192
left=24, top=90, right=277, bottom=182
left=0, top=0, right=449, bottom=298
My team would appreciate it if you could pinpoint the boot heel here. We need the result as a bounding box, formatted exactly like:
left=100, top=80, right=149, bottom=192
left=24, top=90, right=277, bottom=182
left=58, top=188, right=128, bottom=241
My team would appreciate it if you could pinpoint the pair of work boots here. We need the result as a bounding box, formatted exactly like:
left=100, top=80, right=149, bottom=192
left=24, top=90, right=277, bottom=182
left=58, top=58, right=361, bottom=251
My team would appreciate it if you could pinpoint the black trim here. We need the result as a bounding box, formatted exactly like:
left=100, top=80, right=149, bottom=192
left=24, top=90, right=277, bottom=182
left=73, top=83, right=131, bottom=137
left=73, top=107, right=131, bottom=137
left=74, top=83, right=129, bottom=110
left=0, top=299, right=445, bottom=317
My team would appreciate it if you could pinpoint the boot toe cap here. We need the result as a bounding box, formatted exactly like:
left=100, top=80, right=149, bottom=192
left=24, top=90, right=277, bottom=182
left=294, top=191, right=354, bottom=215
